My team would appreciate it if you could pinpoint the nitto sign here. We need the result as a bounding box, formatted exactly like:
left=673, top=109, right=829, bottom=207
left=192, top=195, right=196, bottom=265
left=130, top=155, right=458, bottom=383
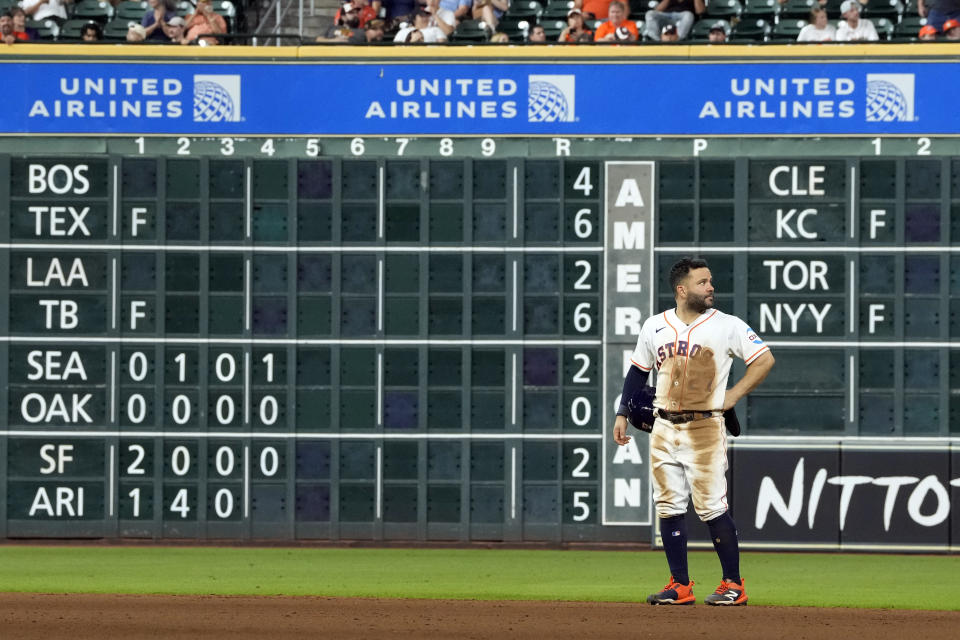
left=755, top=457, right=955, bottom=531
left=730, top=446, right=960, bottom=550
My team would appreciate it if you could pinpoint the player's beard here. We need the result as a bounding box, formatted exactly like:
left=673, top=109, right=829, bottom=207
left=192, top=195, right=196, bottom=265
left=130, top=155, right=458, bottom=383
left=686, top=291, right=714, bottom=314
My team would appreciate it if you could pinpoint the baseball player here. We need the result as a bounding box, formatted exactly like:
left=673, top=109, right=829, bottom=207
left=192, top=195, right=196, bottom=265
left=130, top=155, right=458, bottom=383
left=613, top=257, right=774, bottom=606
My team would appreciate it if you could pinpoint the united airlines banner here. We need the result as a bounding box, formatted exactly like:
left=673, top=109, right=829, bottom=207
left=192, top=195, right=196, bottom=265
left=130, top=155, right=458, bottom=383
left=0, top=59, right=955, bottom=135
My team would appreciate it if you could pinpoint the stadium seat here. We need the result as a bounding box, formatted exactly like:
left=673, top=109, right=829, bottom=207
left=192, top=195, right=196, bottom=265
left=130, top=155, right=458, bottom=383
left=103, top=17, right=131, bottom=40
left=823, top=0, right=844, bottom=16
left=862, top=0, right=903, bottom=19
left=894, top=14, right=927, bottom=37
left=730, top=16, right=771, bottom=39
left=770, top=18, right=806, bottom=40
left=779, top=0, right=816, bottom=19
left=70, top=0, right=115, bottom=23
left=540, top=17, right=568, bottom=37
left=872, top=16, right=895, bottom=39
left=114, top=0, right=149, bottom=21
left=59, top=18, right=94, bottom=39
left=504, top=0, right=543, bottom=22
left=211, top=0, right=236, bottom=30
left=690, top=17, right=730, bottom=38
left=498, top=16, right=531, bottom=41
left=449, top=19, right=491, bottom=42
left=176, top=0, right=194, bottom=17
left=540, top=4, right=573, bottom=20
left=704, top=0, right=743, bottom=19
left=741, top=0, right=778, bottom=19
left=628, top=0, right=658, bottom=14
left=0, top=0, right=16, bottom=11
left=25, top=18, right=59, bottom=40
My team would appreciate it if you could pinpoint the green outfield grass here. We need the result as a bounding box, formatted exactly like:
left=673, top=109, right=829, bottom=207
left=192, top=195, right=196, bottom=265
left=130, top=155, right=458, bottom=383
left=0, top=546, right=957, bottom=610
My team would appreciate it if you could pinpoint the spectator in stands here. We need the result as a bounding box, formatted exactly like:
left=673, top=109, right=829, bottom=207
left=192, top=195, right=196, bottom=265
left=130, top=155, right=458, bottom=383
left=595, top=1, right=638, bottom=40
left=707, top=20, right=728, bottom=41
left=437, top=0, right=470, bottom=26
left=19, top=0, right=71, bottom=26
left=645, top=0, right=704, bottom=40
left=472, top=0, right=507, bottom=31
left=917, top=23, right=938, bottom=38
left=917, top=0, right=960, bottom=33
left=164, top=15, right=187, bottom=42
left=943, top=17, right=960, bottom=37
left=490, top=30, right=509, bottom=41
left=348, top=17, right=385, bottom=40
left=185, top=0, right=227, bottom=44
left=424, top=0, right=455, bottom=35
left=403, top=26, right=424, bottom=41
left=10, top=7, right=35, bottom=40
left=660, top=21, right=678, bottom=40
left=142, top=0, right=177, bottom=41
left=126, top=21, right=146, bottom=40
left=321, top=2, right=360, bottom=39
left=559, top=8, right=592, bottom=41
left=528, top=23, right=546, bottom=41
left=382, top=0, right=415, bottom=21
left=1, top=12, right=22, bottom=44
left=332, top=0, right=378, bottom=28
left=81, top=20, right=102, bottom=40
left=574, top=0, right=615, bottom=20
left=835, top=0, right=878, bottom=40
left=394, top=8, right=448, bottom=41
left=797, top=7, right=836, bottom=40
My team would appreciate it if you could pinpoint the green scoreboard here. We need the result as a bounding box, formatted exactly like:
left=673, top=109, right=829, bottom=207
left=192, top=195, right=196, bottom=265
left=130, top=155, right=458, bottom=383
left=2, top=135, right=959, bottom=542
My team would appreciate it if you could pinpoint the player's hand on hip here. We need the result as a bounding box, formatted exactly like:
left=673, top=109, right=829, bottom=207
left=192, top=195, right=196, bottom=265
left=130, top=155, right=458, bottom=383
left=722, top=390, right=740, bottom=411
left=613, top=415, right=632, bottom=446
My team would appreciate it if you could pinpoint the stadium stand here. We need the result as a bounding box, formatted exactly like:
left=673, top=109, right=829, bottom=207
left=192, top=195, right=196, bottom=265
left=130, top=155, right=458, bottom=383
left=703, top=0, right=742, bottom=20
left=771, top=17, right=806, bottom=39
left=70, top=0, right=115, bottom=23
left=114, top=1, right=150, bottom=21
left=103, top=17, right=133, bottom=40
left=25, top=18, right=59, bottom=39
left=741, top=0, right=778, bottom=19
left=730, top=16, right=771, bottom=39
left=449, top=18, right=490, bottom=41
left=779, top=0, right=817, bottom=20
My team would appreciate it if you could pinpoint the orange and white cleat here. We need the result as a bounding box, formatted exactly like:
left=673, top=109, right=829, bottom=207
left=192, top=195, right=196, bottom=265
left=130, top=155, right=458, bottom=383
left=646, top=577, right=695, bottom=605
left=704, top=578, right=748, bottom=606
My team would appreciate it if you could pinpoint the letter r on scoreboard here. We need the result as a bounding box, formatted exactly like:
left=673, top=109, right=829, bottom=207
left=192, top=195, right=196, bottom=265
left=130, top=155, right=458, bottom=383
left=601, top=161, right=654, bottom=526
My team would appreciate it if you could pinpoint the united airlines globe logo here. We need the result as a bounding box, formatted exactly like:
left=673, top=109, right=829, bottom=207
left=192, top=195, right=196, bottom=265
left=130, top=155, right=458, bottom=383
left=527, top=75, right=576, bottom=123
left=192, top=75, right=242, bottom=123
left=865, top=74, right=915, bottom=123
left=865, top=80, right=907, bottom=122
left=528, top=81, right=568, bottom=122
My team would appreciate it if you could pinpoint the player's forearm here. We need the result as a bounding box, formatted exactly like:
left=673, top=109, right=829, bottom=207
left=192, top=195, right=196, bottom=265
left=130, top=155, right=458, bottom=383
left=617, top=365, right=649, bottom=416
left=725, top=351, right=774, bottom=408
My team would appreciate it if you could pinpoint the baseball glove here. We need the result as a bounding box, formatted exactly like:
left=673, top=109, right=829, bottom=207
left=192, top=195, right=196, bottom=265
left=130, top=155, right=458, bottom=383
left=723, top=407, right=741, bottom=437
left=625, top=384, right=656, bottom=433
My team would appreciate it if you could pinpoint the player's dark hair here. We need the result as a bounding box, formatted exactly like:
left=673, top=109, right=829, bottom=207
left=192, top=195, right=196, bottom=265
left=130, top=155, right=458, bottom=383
left=669, top=257, right=709, bottom=293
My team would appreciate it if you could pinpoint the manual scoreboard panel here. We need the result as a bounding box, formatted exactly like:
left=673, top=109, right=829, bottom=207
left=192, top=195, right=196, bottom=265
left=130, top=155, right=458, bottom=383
left=1, top=136, right=958, bottom=542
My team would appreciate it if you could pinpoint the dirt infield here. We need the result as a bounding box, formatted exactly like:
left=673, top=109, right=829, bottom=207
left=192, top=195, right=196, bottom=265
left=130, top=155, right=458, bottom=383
left=2, top=594, right=959, bottom=639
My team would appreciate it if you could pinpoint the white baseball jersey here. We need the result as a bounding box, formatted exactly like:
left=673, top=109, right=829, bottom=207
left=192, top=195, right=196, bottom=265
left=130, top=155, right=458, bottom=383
left=630, top=307, right=769, bottom=520
left=630, top=308, right=769, bottom=412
